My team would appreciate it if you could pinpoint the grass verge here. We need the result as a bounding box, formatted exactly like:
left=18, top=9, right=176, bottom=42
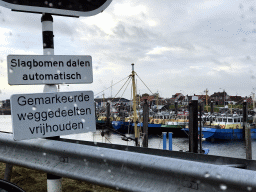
left=0, top=162, right=120, bottom=192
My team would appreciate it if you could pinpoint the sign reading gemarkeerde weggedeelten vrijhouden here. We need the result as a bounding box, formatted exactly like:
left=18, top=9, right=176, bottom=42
left=11, top=91, right=96, bottom=141
left=7, top=55, right=93, bottom=85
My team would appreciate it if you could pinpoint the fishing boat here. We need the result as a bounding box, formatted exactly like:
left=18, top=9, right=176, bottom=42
left=111, top=120, right=134, bottom=133
left=182, top=127, right=216, bottom=139
left=159, top=112, right=189, bottom=136
left=110, top=64, right=186, bottom=136
left=207, top=115, right=256, bottom=140
left=183, top=114, right=256, bottom=140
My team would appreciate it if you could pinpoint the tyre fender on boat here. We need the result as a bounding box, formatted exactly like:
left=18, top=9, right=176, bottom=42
left=220, top=125, right=225, bottom=129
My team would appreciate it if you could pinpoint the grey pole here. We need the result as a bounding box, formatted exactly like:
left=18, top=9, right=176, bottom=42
left=243, top=100, right=247, bottom=141
left=41, top=13, right=61, bottom=192
left=189, top=96, right=198, bottom=153
left=142, top=99, right=149, bottom=147
left=4, top=163, right=13, bottom=181
left=174, top=101, right=178, bottom=115
left=106, top=102, right=110, bottom=127
left=210, top=101, right=214, bottom=126
left=243, top=100, right=252, bottom=159
left=199, top=103, right=202, bottom=153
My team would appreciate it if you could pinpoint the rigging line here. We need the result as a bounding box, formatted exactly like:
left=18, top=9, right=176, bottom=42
left=96, top=123, right=135, bottom=141
left=135, top=73, right=154, bottom=95
left=111, top=76, right=131, bottom=102
left=99, top=130, right=113, bottom=144
left=120, top=77, right=132, bottom=98
left=104, top=136, right=112, bottom=144
left=95, top=75, right=130, bottom=96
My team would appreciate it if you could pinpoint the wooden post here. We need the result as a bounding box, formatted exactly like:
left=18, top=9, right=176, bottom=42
left=210, top=101, right=214, bottom=126
left=243, top=101, right=252, bottom=159
left=210, top=101, right=214, bottom=114
left=243, top=100, right=247, bottom=141
left=175, top=101, right=178, bottom=115
left=245, top=124, right=252, bottom=160
left=106, top=102, right=110, bottom=127
left=142, top=99, right=149, bottom=148
left=189, top=97, right=198, bottom=153
left=199, top=103, right=202, bottom=154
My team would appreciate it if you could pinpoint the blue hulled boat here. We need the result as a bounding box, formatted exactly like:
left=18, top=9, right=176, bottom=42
left=183, top=115, right=256, bottom=140
left=211, top=127, right=256, bottom=140
left=182, top=127, right=216, bottom=139
left=112, top=121, right=133, bottom=133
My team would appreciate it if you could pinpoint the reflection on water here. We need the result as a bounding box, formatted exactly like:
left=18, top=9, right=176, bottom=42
left=0, top=115, right=13, bottom=133
left=61, top=131, right=178, bottom=150
left=1, top=115, right=255, bottom=160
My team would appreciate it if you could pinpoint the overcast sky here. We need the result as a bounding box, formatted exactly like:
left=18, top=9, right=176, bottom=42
left=0, top=0, right=256, bottom=100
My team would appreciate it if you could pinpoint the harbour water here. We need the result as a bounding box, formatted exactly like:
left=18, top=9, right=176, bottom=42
left=1, top=115, right=256, bottom=160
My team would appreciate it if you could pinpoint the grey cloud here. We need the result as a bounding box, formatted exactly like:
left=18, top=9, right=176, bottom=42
left=113, top=23, right=129, bottom=38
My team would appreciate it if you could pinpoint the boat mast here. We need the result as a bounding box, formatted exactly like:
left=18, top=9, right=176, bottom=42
left=131, top=63, right=139, bottom=146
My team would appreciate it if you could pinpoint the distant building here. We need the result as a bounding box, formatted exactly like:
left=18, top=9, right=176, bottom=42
left=94, top=97, right=131, bottom=108
left=228, top=96, right=243, bottom=105
left=210, top=92, right=229, bottom=105
left=167, top=93, right=184, bottom=104
left=181, top=95, right=192, bottom=106
left=0, top=99, right=11, bottom=115
left=2, top=99, right=10, bottom=108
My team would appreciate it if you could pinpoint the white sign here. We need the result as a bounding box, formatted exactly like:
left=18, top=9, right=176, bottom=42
left=0, top=0, right=112, bottom=17
left=11, top=91, right=96, bottom=140
left=8, top=55, right=93, bottom=85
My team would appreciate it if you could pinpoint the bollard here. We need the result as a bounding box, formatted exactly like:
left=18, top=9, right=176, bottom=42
left=4, top=163, right=13, bottom=181
left=169, top=132, right=172, bottom=151
left=163, top=132, right=167, bottom=150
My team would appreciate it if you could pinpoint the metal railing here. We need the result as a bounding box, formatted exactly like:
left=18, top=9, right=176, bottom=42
left=0, top=132, right=256, bottom=192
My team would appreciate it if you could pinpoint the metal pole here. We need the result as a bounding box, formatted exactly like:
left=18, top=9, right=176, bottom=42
left=243, top=100, right=252, bottom=159
left=245, top=123, right=252, bottom=160
left=41, top=13, right=62, bottom=192
left=4, top=164, right=13, bottom=181
left=210, top=101, right=214, bottom=114
left=210, top=101, right=214, bottom=126
left=205, top=89, right=209, bottom=112
left=162, top=132, right=167, bottom=150
left=199, top=103, right=202, bottom=153
left=224, top=89, right=225, bottom=106
left=106, top=102, right=110, bottom=127
left=169, top=132, right=172, bottom=151
left=243, top=100, right=247, bottom=141
left=253, top=92, right=255, bottom=111
left=189, top=97, right=198, bottom=153
left=175, top=101, right=178, bottom=115
left=142, top=99, right=149, bottom=148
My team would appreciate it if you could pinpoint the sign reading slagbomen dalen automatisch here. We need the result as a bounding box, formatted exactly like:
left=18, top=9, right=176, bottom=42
left=11, top=91, right=96, bottom=141
left=8, top=55, right=93, bottom=85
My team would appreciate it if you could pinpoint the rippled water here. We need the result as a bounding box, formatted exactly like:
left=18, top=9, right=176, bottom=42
left=1, top=115, right=255, bottom=160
